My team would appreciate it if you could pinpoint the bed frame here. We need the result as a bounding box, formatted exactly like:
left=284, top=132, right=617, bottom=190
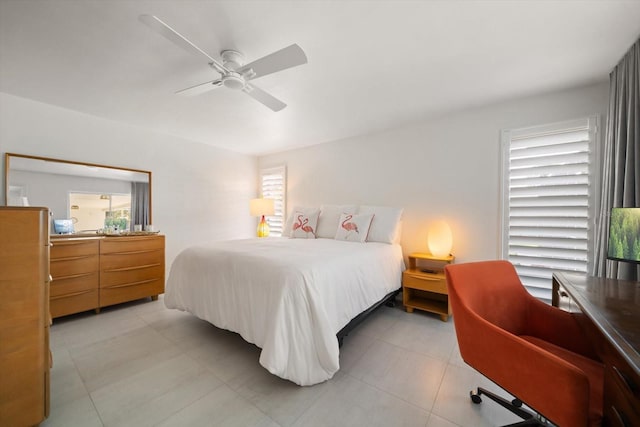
left=336, top=288, right=400, bottom=347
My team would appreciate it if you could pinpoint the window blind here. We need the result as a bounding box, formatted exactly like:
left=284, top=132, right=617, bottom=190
left=260, top=166, right=286, bottom=237
left=501, top=117, right=596, bottom=302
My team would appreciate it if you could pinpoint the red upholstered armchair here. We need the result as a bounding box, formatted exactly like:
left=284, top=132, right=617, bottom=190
left=444, top=260, right=604, bottom=427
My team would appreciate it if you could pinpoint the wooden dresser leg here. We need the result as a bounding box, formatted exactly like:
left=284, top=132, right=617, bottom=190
left=94, top=308, right=100, bottom=314
left=151, top=295, right=159, bottom=301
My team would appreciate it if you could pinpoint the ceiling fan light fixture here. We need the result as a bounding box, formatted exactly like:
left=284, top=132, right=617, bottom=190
left=222, top=73, right=245, bottom=90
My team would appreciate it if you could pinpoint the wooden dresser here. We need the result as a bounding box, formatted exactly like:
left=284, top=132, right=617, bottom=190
left=49, top=234, right=165, bottom=318
left=0, top=207, right=50, bottom=425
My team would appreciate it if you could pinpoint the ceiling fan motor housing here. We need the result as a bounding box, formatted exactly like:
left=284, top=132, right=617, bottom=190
left=220, top=50, right=244, bottom=70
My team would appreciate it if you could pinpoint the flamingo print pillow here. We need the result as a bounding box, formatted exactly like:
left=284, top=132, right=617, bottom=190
left=290, top=209, right=320, bottom=238
left=334, top=213, right=374, bottom=243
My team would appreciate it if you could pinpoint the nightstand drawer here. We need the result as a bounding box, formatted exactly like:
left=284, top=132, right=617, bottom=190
left=403, top=273, right=447, bottom=294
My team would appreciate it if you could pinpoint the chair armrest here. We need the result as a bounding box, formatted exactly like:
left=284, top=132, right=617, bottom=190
left=526, top=297, right=599, bottom=360
left=458, top=311, right=591, bottom=427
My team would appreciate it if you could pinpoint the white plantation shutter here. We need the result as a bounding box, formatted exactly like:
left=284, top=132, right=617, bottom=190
left=501, top=117, right=597, bottom=302
left=260, top=166, right=286, bottom=236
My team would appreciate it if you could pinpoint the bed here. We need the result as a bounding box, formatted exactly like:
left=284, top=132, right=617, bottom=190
left=165, top=234, right=405, bottom=386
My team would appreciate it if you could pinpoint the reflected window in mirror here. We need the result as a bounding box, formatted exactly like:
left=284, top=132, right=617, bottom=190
left=69, top=193, right=131, bottom=233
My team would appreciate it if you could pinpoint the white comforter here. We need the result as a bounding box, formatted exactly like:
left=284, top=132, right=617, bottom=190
left=165, top=238, right=404, bottom=385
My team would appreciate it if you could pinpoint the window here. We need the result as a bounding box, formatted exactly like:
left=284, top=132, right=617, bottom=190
left=501, top=116, right=598, bottom=302
left=69, top=192, right=131, bottom=232
left=260, top=166, right=286, bottom=237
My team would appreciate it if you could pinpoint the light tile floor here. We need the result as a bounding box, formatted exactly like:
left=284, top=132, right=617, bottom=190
left=43, top=296, right=526, bottom=427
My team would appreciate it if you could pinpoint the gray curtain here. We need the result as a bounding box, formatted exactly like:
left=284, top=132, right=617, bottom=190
left=131, top=182, right=150, bottom=231
left=593, top=38, right=640, bottom=280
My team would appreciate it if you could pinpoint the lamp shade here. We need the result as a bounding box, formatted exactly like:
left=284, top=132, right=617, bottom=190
left=428, top=220, right=453, bottom=257
left=249, top=198, right=275, bottom=217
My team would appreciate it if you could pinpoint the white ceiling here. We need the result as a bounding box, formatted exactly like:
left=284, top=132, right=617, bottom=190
left=1, top=1, right=639, bottom=156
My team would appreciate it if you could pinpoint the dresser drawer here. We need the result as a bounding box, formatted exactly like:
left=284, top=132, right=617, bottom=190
left=100, top=236, right=164, bottom=254
left=100, top=264, right=164, bottom=288
left=99, top=249, right=163, bottom=271
left=51, top=239, right=99, bottom=259
left=50, top=272, right=99, bottom=297
left=50, top=254, right=99, bottom=278
left=403, top=272, right=448, bottom=294
left=100, top=277, right=164, bottom=307
left=604, top=366, right=640, bottom=427
left=50, top=289, right=99, bottom=318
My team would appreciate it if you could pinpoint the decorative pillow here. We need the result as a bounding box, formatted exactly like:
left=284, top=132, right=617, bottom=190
left=290, top=209, right=320, bottom=238
left=282, top=206, right=300, bottom=237
left=316, top=204, right=358, bottom=238
left=334, top=213, right=374, bottom=243
left=282, top=206, right=314, bottom=237
left=357, top=205, right=403, bottom=244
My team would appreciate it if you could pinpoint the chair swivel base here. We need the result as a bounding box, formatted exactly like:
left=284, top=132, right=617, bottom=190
left=470, top=387, right=550, bottom=426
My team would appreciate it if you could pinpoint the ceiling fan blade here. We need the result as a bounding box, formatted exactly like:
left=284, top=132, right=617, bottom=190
left=139, top=14, right=226, bottom=72
left=242, top=84, right=286, bottom=112
left=237, top=44, right=307, bottom=80
left=175, top=79, right=223, bottom=96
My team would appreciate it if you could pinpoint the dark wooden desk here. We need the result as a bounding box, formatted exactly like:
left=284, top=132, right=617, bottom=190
left=552, top=272, right=640, bottom=427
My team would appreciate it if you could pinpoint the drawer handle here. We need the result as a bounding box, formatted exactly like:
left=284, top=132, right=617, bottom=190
left=103, top=249, right=160, bottom=256
left=611, top=405, right=630, bottom=427
left=51, top=254, right=94, bottom=262
left=104, top=278, right=157, bottom=289
left=407, top=274, right=443, bottom=281
left=50, top=289, right=93, bottom=300
left=51, top=272, right=94, bottom=282
left=104, top=263, right=161, bottom=272
left=612, top=366, right=639, bottom=396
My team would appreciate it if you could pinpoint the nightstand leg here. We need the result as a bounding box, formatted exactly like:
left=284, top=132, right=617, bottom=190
left=440, top=314, right=449, bottom=322
left=405, top=306, right=414, bottom=313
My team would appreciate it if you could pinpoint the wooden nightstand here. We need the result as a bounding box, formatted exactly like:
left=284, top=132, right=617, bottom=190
left=402, top=252, right=454, bottom=321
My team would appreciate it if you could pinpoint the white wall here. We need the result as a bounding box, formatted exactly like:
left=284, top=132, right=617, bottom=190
left=0, top=92, right=257, bottom=268
left=259, top=83, right=609, bottom=263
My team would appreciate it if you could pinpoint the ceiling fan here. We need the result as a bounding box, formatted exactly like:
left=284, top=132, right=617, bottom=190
left=139, top=14, right=307, bottom=112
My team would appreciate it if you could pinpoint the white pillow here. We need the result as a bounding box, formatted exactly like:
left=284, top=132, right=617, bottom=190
left=316, top=204, right=358, bottom=238
left=282, top=207, right=298, bottom=237
left=282, top=206, right=314, bottom=237
left=358, top=205, right=403, bottom=244
left=334, top=213, right=374, bottom=243
left=289, top=209, right=320, bottom=239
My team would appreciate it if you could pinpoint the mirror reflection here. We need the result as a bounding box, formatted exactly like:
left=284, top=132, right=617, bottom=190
left=5, top=153, right=151, bottom=234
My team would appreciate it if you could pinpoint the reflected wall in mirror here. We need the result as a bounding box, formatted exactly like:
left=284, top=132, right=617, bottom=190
left=5, top=153, right=152, bottom=234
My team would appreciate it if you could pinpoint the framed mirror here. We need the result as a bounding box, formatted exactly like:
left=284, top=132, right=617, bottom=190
left=5, top=153, right=152, bottom=234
